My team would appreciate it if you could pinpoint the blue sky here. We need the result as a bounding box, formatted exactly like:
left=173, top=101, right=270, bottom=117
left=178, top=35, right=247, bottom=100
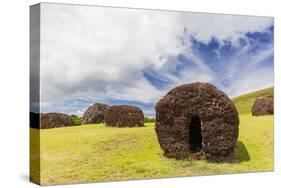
left=39, top=4, right=274, bottom=117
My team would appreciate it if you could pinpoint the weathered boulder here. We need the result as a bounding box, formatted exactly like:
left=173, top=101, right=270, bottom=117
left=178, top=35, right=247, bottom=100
left=252, top=96, right=274, bottom=116
left=155, top=82, right=239, bottom=161
left=104, top=105, right=144, bottom=127
left=82, top=103, right=110, bottom=124
left=40, top=112, right=72, bottom=129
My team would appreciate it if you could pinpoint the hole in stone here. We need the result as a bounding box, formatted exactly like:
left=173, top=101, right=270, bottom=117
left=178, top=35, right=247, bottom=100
left=189, top=116, right=202, bottom=153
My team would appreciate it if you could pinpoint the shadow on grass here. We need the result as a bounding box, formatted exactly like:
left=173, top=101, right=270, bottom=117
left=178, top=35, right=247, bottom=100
left=222, top=141, right=250, bottom=163
left=206, top=141, right=250, bottom=163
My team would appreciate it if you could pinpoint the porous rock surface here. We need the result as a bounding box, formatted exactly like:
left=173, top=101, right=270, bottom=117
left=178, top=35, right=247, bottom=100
left=155, top=82, right=239, bottom=161
left=104, top=105, right=144, bottom=127
left=252, top=96, right=274, bottom=116
left=40, top=112, right=72, bottom=129
left=82, top=103, right=110, bottom=124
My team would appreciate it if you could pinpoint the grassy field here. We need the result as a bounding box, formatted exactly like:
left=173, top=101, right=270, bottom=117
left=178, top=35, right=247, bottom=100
left=232, top=87, right=273, bottom=115
left=31, top=87, right=274, bottom=185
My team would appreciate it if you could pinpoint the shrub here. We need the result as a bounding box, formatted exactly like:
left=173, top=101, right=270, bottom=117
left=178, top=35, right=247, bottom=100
left=144, top=117, right=155, bottom=123
left=71, top=116, right=82, bottom=125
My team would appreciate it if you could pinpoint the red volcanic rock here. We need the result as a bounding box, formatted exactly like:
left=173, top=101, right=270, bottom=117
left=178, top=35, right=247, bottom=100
left=82, top=103, right=110, bottom=124
left=155, top=82, right=239, bottom=161
left=40, top=113, right=72, bottom=129
left=252, top=96, right=274, bottom=116
left=104, top=105, right=144, bottom=127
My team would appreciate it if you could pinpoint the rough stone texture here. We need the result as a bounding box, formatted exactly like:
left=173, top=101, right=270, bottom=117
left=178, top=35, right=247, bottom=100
left=252, top=96, right=274, bottom=116
left=155, top=82, right=239, bottom=161
left=105, top=105, right=144, bottom=127
left=82, top=103, right=110, bottom=124
left=40, top=113, right=72, bottom=129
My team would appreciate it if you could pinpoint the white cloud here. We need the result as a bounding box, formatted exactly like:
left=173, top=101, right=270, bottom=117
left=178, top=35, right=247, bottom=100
left=107, top=77, right=164, bottom=103
left=40, top=4, right=186, bottom=104
left=228, top=66, right=273, bottom=97
left=180, top=13, right=273, bottom=46
left=39, top=3, right=273, bottom=114
left=223, top=44, right=274, bottom=97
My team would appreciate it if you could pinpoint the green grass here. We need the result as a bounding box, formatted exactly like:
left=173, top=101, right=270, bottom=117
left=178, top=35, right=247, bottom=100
left=232, top=87, right=273, bottom=114
left=30, top=87, right=274, bottom=185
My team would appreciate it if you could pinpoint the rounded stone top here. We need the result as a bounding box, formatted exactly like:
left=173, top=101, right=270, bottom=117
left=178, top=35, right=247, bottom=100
left=104, top=105, right=144, bottom=127
left=40, top=112, right=72, bottom=129
left=155, top=82, right=239, bottom=161
left=82, top=103, right=110, bottom=124
left=252, top=96, right=274, bottom=116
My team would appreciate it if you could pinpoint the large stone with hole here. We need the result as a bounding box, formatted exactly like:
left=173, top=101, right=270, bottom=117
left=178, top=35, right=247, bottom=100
left=40, top=112, right=72, bottom=129
left=104, top=105, right=144, bottom=127
left=155, top=82, right=239, bottom=161
left=252, top=96, right=274, bottom=116
left=82, top=103, right=110, bottom=124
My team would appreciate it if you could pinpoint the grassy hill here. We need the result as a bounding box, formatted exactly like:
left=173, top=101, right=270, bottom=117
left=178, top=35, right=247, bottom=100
left=31, top=87, right=274, bottom=185
left=232, top=87, right=273, bottom=114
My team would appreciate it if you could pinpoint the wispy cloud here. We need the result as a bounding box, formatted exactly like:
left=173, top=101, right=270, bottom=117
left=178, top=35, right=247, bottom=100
left=39, top=3, right=273, bottom=116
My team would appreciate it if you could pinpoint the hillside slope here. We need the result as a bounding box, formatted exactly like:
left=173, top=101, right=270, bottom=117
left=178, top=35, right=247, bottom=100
left=232, top=87, right=273, bottom=114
